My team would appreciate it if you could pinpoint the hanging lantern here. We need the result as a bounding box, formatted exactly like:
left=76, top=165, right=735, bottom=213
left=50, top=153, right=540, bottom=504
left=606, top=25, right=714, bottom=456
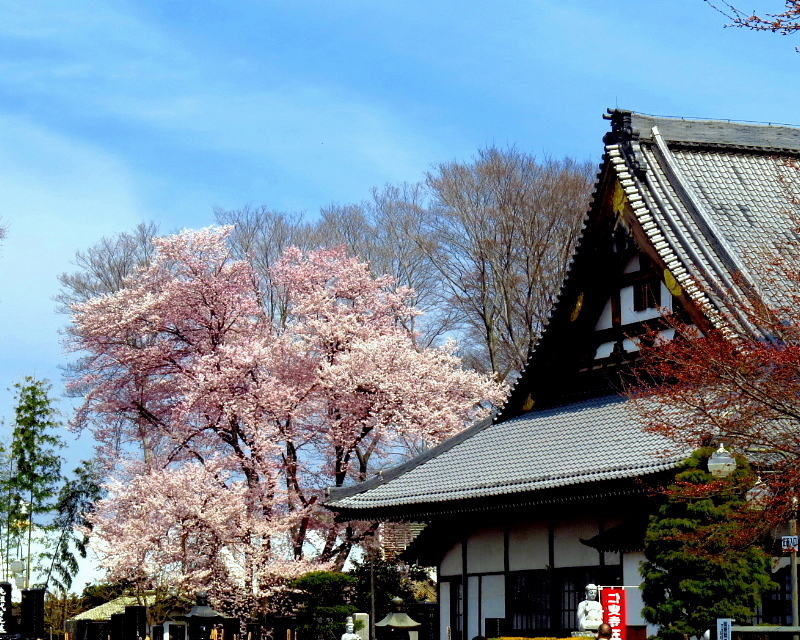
left=707, top=444, right=736, bottom=478
left=746, top=479, right=771, bottom=510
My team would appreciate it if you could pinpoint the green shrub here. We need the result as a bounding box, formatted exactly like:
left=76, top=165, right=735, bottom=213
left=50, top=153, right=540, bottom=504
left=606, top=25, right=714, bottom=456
left=291, top=571, right=358, bottom=640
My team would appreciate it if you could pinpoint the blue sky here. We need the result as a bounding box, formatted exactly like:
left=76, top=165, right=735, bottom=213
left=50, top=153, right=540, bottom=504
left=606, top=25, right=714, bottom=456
left=0, top=0, right=798, bottom=586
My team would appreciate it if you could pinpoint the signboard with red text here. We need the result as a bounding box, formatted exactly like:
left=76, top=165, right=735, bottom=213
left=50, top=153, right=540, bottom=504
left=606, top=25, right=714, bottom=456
left=601, top=588, right=627, bottom=640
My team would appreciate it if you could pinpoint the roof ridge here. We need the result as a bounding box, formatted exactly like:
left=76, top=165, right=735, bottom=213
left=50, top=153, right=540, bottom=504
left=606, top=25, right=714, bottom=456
left=648, top=126, right=769, bottom=337
left=632, top=111, right=800, bottom=129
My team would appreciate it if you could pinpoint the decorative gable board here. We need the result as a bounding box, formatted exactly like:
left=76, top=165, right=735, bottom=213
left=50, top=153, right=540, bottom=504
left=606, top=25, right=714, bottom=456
left=500, top=110, right=800, bottom=420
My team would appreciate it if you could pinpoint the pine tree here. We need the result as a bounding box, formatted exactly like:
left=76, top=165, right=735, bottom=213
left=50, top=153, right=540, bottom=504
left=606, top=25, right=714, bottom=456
left=290, top=571, right=358, bottom=640
left=641, top=447, right=776, bottom=640
left=349, top=550, right=429, bottom=619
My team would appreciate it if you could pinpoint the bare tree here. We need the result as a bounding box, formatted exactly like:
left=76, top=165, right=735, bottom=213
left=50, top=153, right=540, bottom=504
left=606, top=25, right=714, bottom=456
left=59, top=148, right=594, bottom=385
left=424, top=147, right=594, bottom=381
left=313, top=203, right=375, bottom=261
left=369, top=183, right=462, bottom=346
left=56, top=222, right=160, bottom=310
left=56, top=222, right=162, bottom=463
left=313, top=185, right=458, bottom=347
left=214, top=205, right=314, bottom=326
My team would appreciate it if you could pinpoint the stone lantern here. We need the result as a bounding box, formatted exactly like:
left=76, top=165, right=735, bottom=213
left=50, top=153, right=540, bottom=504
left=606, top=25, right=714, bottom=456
left=375, top=598, right=420, bottom=640
left=183, top=593, right=225, bottom=640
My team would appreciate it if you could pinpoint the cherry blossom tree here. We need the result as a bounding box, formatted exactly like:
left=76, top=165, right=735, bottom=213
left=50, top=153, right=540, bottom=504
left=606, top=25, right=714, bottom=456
left=68, top=227, right=506, bottom=613
left=705, top=1, right=800, bottom=49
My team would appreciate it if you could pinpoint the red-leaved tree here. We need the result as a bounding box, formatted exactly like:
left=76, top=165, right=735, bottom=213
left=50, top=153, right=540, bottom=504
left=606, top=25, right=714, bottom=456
left=629, top=241, right=800, bottom=532
left=67, top=227, right=506, bottom=613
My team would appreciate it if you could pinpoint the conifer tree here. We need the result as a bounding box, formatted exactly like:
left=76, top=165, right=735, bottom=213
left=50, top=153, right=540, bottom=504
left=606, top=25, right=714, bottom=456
left=290, top=571, right=358, bottom=640
left=641, top=447, right=776, bottom=640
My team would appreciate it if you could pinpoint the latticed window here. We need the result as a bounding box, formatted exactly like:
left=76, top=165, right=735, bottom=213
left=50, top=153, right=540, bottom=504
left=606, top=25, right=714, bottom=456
left=633, top=278, right=661, bottom=311
left=754, top=566, right=792, bottom=625
left=507, top=566, right=622, bottom=634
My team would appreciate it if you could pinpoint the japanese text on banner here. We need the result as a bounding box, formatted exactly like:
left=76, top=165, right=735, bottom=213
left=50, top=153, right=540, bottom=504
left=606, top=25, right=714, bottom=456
left=601, top=588, right=627, bottom=640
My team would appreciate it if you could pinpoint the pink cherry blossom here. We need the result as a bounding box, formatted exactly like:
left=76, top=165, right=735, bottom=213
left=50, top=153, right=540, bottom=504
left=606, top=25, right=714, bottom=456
left=68, top=227, right=506, bottom=612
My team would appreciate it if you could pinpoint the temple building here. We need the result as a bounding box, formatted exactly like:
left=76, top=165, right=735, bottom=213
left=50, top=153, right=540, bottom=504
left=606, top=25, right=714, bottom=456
left=326, top=110, right=800, bottom=640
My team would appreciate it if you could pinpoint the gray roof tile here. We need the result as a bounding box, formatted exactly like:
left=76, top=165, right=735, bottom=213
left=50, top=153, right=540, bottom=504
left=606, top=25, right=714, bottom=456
left=327, top=396, right=680, bottom=510
left=610, top=115, right=800, bottom=332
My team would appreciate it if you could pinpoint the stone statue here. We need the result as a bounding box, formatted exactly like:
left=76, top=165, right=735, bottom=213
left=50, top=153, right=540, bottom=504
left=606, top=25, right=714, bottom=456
left=341, top=616, right=361, bottom=640
left=577, top=584, right=603, bottom=632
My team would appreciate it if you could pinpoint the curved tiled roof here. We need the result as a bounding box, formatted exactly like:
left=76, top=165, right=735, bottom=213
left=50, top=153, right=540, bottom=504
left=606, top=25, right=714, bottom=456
left=326, top=110, right=800, bottom=519
left=608, top=112, right=800, bottom=337
left=327, top=395, right=680, bottom=511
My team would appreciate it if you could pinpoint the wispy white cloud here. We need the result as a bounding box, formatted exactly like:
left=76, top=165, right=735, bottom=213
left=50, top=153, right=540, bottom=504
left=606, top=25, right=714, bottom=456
left=0, top=113, right=141, bottom=429
left=0, top=0, right=798, bottom=593
left=0, top=0, right=446, bottom=213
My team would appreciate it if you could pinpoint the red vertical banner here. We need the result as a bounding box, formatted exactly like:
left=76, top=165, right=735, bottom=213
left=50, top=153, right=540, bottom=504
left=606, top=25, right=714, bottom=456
left=601, top=588, right=627, bottom=640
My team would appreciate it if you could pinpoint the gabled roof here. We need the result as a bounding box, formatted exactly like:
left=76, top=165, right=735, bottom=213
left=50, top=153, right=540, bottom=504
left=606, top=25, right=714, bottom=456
left=604, top=110, right=800, bottom=337
left=501, top=110, right=800, bottom=418
left=326, top=110, right=800, bottom=521
left=327, top=395, right=680, bottom=518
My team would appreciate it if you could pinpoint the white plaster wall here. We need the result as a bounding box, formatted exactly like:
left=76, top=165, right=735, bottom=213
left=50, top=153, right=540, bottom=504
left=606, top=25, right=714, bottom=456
left=622, top=551, right=657, bottom=635
left=481, top=574, right=506, bottom=620
left=624, top=255, right=640, bottom=274
left=440, top=542, right=462, bottom=576
left=622, top=337, right=639, bottom=353
left=660, top=282, right=672, bottom=311
left=468, top=576, right=480, bottom=640
left=439, top=582, right=451, bottom=640
left=658, top=328, right=676, bottom=343
left=595, top=299, right=613, bottom=330
left=508, top=520, right=549, bottom=570
left=467, top=527, right=505, bottom=574
left=553, top=517, right=600, bottom=568
left=595, top=341, right=615, bottom=359
left=620, top=282, right=671, bottom=324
